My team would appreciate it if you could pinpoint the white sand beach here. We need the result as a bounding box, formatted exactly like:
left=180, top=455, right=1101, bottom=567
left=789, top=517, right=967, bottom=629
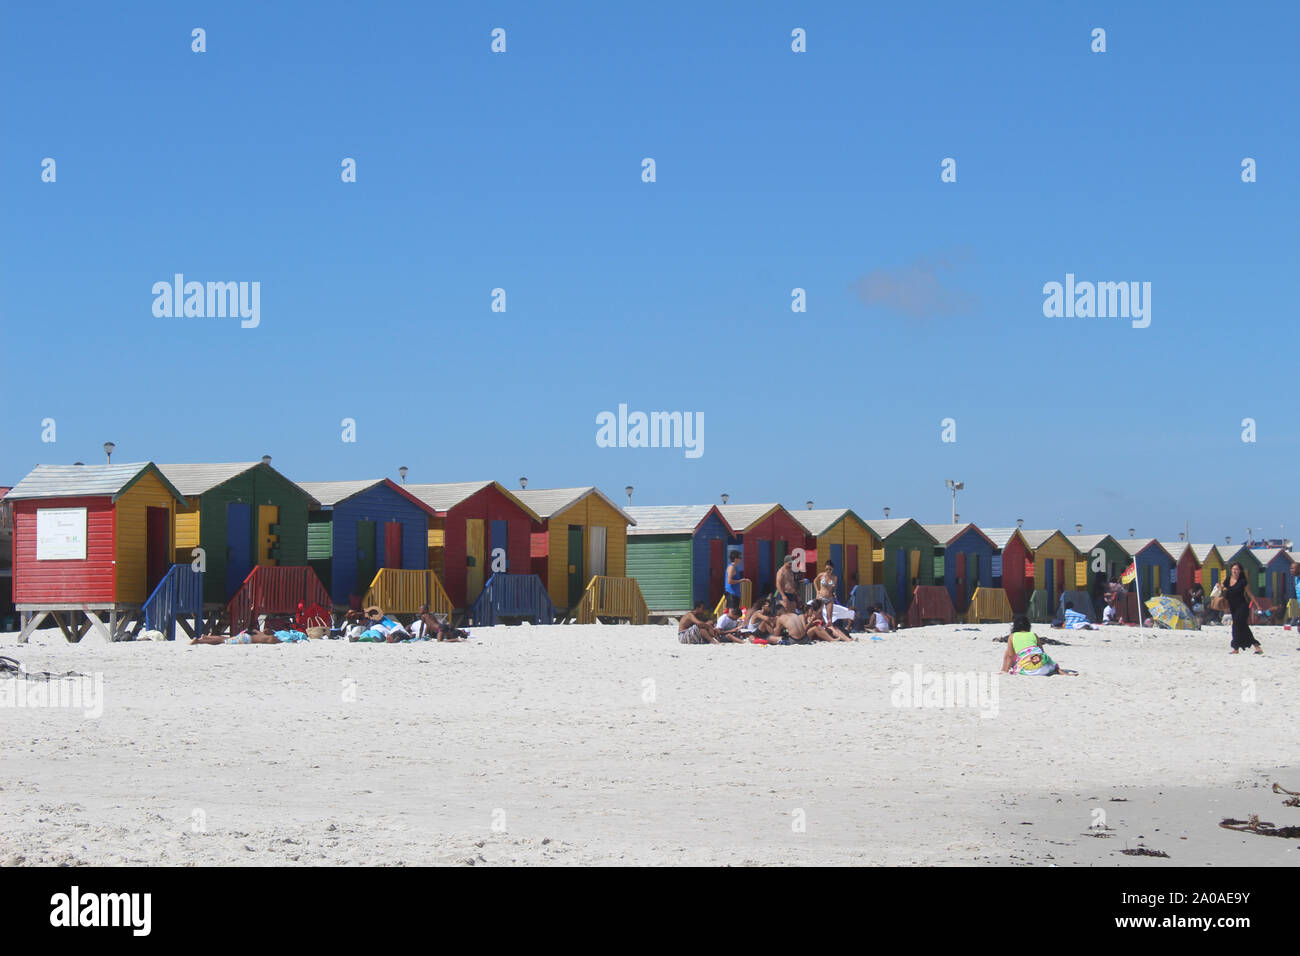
left=1, top=621, right=1297, bottom=866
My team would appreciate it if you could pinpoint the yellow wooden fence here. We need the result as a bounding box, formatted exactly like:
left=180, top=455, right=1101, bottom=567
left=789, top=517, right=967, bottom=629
left=576, top=575, right=649, bottom=625
left=363, top=568, right=454, bottom=618
left=964, top=586, right=1013, bottom=623
left=712, top=578, right=753, bottom=617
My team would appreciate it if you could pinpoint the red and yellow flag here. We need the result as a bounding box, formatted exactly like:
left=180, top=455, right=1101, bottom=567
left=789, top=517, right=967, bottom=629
left=1120, top=562, right=1136, bottom=585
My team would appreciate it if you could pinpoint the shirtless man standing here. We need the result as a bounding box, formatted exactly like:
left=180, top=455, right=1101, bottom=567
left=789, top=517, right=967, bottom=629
left=775, top=555, right=799, bottom=611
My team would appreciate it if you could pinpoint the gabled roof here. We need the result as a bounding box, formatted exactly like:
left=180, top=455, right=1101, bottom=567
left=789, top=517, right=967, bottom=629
left=862, top=518, right=936, bottom=543
left=297, top=479, right=436, bottom=515
left=717, top=503, right=786, bottom=534
left=1115, top=538, right=1174, bottom=561
left=1019, top=529, right=1079, bottom=554
left=1190, top=544, right=1221, bottom=564
left=6, top=462, right=187, bottom=504
left=1219, top=544, right=1257, bottom=565
left=797, top=508, right=873, bottom=538
left=405, top=481, right=541, bottom=521
left=920, top=523, right=996, bottom=549
left=1066, top=533, right=1119, bottom=554
left=625, top=504, right=731, bottom=536
left=980, top=527, right=1030, bottom=550
left=515, top=487, right=635, bottom=525
left=1159, top=541, right=1191, bottom=562
left=1251, top=547, right=1287, bottom=566
left=156, top=461, right=262, bottom=495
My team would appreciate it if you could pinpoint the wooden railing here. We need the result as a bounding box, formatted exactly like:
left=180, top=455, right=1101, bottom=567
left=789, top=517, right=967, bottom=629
left=143, top=564, right=205, bottom=640
left=362, top=568, right=454, bottom=618
left=467, top=573, right=556, bottom=626
left=712, top=578, right=753, bottom=617
left=576, top=575, right=649, bottom=625
left=226, top=566, right=332, bottom=634
left=964, top=586, right=1013, bottom=623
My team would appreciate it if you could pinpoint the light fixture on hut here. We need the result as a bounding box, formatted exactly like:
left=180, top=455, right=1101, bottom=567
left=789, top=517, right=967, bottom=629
left=73, top=461, right=85, bottom=466
left=103, top=441, right=115, bottom=463
left=954, top=513, right=960, bottom=523
left=1178, top=531, right=1185, bottom=541
left=519, top=477, right=528, bottom=489
left=399, top=466, right=408, bottom=484
left=1016, top=518, right=1023, bottom=529
left=1225, top=536, right=1231, bottom=545
left=721, top=493, right=729, bottom=504
left=1075, top=523, right=1083, bottom=533
left=1129, top=528, right=1135, bottom=538
left=883, top=507, right=890, bottom=518
left=625, top=485, right=634, bottom=506
left=261, top=455, right=272, bottom=465
left=806, top=500, right=814, bottom=510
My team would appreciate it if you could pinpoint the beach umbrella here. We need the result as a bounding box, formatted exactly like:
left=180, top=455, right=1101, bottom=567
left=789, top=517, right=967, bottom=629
left=1145, top=596, right=1199, bottom=630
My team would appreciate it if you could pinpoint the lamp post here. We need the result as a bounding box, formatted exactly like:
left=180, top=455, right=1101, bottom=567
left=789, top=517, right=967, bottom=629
left=720, top=493, right=729, bottom=505
left=519, top=477, right=527, bottom=490
left=625, top=485, right=634, bottom=507
left=398, top=466, right=408, bottom=484
left=103, top=441, right=115, bottom=464
left=806, top=500, right=814, bottom=510
left=1016, top=518, right=1023, bottom=529
left=1128, top=528, right=1135, bottom=538
left=261, top=455, right=272, bottom=465
left=883, top=507, right=891, bottom=518
left=1075, top=523, right=1083, bottom=534
left=944, top=480, right=964, bottom=523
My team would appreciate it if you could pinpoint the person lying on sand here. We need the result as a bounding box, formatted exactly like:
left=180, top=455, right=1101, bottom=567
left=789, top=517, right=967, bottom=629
left=1051, top=601, right=1099, bottom=630
left=412, top=604, right=466, bottom=642
left=1000, top=614, right=1078, bottom=676
left=191, top=626, right=307, bottom=645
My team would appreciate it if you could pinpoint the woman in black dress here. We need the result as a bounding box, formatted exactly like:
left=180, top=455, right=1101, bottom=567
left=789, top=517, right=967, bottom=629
left=1223, top=562, right=1263, bottom=654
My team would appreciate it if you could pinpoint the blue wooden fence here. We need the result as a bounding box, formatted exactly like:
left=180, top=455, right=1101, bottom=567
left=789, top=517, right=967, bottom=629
left=144, top=564, right=205, bottom=640
left=466, top=573, right=556, bottom=626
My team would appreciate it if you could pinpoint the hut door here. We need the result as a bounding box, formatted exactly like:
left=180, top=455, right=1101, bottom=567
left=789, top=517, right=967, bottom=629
left=895, top=550, right=908, bottom=611
left=146, top=506, right=169, bottom=595
left=566, top=525, right=584, bottom=605
left=757, top=541, right=772, bottom=594
left=968, top=554, right=979, bottom=603
left=847, top=544, right=859, bottom=593
left=356, top=520, right=377, bottom=594
left=954, top=552, right=967, bottom=611
left=829, top=544, right=844, bottom=602
left=589, top=525, right=607, bottom=578
left=708, top=539, right=724, bottom=604
left=384, top=522, right=403, bottom=569
left=258, top=505, right=279, bottom=565
left=225, top=502, right=253, bottom=598
left=466, top=519, right=485, bottom=603
left=490, top=520, right=508, bottom=574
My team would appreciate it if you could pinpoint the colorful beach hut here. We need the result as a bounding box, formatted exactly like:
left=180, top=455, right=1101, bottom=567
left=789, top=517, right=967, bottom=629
left=981, top=528, right=1032, bottom=614
left=1115, top=539, right=1177, bottom=601
left=1219, top=545, right=1264, bottom=593
left=1020, top=530, right=1082, bottom=612
left=1190, top=544, right=1225, bottom=593
left=297, top=480, right=437, bottom=607
left=718, top=503, right=807, bottom=598
left=624, top=505, right=735, bottom=613
left=1066, top=533, right=1129, bottom=601
left=158, top=461, right=317, bottom=606
left=9, top=463, right=188, bottom=641
left=0, top=487, right=13, bottom=629
left=1252, top=548, right=1294, bottom=604
left=862, top=518, right=939, bottom=615
left=921, top=523, right=999, bottom=614
left=405, top=481, right=540, bottom=609
left=514, top=487, right=635, bottom=613
left=1159, top=541, right=1196, bottom=601
left=795, top=509, right=879, bottom=603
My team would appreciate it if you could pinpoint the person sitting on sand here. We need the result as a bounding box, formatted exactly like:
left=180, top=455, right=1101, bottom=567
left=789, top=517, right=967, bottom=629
left=802, top=602, right=853, bottom=642
left=868, top=605, right=895, bottom=633
left=1000, top=614, right=1078, bottom=676
left=740, top=598, right=778, bottom=641
left=678, top=602, right=724, bottom=644
left=716, top=608, right=745, bottom=634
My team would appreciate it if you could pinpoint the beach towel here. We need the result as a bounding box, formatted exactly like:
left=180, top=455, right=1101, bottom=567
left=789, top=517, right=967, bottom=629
left=1010, top=645, right=1058, bottom=676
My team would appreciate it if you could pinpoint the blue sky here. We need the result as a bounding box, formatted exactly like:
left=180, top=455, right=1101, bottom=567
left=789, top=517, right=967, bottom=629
left=2, top=1, right=1296, bottom=545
